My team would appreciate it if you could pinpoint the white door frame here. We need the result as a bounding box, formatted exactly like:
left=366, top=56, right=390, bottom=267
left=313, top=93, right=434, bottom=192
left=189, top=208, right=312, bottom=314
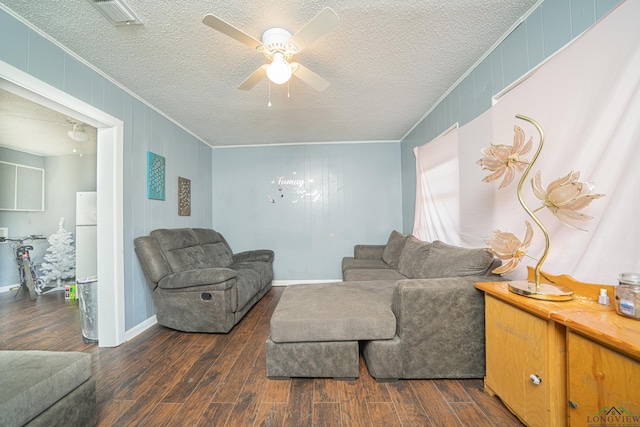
left=1, top=60, right=125, bottom=347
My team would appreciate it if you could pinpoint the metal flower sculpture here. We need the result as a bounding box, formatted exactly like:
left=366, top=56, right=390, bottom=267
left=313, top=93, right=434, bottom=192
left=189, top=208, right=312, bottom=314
left=478, top=114, right=604, bottom=300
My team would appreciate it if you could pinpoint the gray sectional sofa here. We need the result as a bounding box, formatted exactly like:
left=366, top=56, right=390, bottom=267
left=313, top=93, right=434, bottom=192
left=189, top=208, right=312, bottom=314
left=266, top=231, right=504, bottom=380
left=134, top=228, right=274, bottom=333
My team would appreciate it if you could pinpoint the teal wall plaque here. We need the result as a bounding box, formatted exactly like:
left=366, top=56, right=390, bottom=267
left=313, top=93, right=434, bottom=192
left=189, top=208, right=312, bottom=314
left=147, top=151, right=165, bottom=200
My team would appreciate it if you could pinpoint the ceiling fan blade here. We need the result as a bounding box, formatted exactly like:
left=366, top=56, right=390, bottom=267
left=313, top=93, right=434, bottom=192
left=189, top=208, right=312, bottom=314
left=202, top=14, right=262, bottom=50
left=238, top=66, right=266, bottom=91
left=288, top=8, right=339, bottom=52
left=292, top=63, right=330, bottom=92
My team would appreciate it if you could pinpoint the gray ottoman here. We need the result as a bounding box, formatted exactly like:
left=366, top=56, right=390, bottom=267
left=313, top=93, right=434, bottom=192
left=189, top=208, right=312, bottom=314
left=0, top=350, right=96, bottom=427
left=266, top=336, right=359, bottom=379
left=267, top=281, right=397, bottom=379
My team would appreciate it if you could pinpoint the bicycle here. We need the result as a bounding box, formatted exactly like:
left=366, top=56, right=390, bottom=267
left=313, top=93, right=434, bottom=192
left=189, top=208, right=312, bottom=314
left=1, top=235, right=47, bottom=300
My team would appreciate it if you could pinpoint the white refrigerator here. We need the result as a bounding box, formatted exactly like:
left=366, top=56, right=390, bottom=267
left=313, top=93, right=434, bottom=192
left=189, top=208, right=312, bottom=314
left=75, top=192, right=97, bottom=280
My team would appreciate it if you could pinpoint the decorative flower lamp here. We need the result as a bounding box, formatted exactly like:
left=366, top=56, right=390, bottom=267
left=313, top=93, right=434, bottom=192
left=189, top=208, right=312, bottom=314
left=477, top=114, right=604, bottom=301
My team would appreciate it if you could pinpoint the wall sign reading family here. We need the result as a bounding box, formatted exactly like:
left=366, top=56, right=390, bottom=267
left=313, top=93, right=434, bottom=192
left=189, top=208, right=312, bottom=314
left=269, top=172, right=320, bottom=204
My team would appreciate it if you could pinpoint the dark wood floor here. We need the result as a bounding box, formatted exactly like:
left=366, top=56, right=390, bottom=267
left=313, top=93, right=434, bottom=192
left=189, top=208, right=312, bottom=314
left=0, top=285, right=524, bottom=426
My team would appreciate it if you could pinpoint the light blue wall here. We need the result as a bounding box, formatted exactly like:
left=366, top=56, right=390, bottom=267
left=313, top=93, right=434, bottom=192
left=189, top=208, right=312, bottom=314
left=400, top=0, right=622, bottom=234
left=0, top=147, right=46, bottom=286
left=0, top=148, right=97, bottom=287
left=0, top=8, right=213, bottom=330
left=0, top=146, right=44, bottom=167
left=213, top=143, right=402, bottom=280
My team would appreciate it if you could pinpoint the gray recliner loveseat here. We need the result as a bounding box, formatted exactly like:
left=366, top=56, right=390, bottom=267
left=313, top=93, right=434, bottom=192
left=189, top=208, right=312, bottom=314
left=134, top=228, right=274, bottom=333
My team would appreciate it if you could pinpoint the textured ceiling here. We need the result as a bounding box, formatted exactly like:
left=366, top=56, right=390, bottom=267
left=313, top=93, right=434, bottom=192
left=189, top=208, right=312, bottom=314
left=0, top=0, right=538, bottom=150
left=0, top=88, right=97, bottom=156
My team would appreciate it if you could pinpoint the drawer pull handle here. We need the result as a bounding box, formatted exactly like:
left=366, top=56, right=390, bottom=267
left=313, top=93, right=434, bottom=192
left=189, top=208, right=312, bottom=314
left=529, top=374, right=542, bottom=385
left=568, top=400, right=579, bottom=409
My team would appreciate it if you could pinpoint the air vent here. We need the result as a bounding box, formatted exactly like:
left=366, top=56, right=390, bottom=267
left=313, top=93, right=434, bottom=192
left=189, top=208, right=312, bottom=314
left=88, top=0, right=143, bottom=26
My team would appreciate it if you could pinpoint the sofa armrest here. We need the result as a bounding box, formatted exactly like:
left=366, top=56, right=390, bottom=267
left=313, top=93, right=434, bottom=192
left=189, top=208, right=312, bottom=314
left=390, top=276, right=505, bottom=378
left=354, top=244, right=386, bottom=260
left=158, top=268, right=237, bottom=290
left=233, top=249, right=274, bottom=264
left=134, top=236, right=171, bottom=285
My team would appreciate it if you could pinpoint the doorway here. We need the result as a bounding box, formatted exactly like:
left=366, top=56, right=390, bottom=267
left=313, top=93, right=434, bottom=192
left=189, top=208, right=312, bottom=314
left=1, top=61, right=125, bottom=347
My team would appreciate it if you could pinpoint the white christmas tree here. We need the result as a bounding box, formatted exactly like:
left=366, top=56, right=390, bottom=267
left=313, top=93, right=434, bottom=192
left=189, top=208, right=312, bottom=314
left=41, top=217, right=76, bottom=287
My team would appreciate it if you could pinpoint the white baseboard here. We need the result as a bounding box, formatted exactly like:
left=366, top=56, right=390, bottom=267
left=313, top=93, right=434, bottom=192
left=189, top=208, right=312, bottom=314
left=2, top=280, right=341, bottom=291
left=1, top=280, right=341, bottom=291
left=124, top=315, right=157, bottom=342
left=119, top=282, right=340, bottom=343
left=272, top=279, right=342, bottom=286
left=2, top=279, right=341, bottom=345
left=0, top=284, right=19, bottom=294
left=2, top=283, right=157, bottom=346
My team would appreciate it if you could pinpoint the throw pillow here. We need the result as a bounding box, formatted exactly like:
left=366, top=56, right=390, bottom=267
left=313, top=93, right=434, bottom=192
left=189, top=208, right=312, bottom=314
left=420, top=240, right=494, bottom=279
left=382, top=230, right=408, bottom=268
left=397, top=235, right=432, bottom=279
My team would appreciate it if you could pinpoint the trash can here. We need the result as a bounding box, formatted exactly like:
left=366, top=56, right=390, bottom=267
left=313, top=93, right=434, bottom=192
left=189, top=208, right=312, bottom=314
left=76, top=276, right=98, bottom=343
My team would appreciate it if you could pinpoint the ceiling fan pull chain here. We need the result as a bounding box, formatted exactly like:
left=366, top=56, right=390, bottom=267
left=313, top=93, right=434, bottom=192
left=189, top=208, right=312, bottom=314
left=268, top=80, right=272, bottom=107
left=287, top=80, right=290, bottom=98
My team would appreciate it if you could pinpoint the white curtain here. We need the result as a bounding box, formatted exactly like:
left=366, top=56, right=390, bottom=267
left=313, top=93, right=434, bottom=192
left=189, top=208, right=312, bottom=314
left=413, top=127, right=460, bottom=245
left=415, top=1, right=640, bottom=284
left=481, top=0, right=640, bottom=284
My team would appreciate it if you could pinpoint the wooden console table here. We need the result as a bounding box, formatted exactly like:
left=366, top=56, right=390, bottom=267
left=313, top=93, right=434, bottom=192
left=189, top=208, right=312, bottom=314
left=476, top=274, right=640, bottom=427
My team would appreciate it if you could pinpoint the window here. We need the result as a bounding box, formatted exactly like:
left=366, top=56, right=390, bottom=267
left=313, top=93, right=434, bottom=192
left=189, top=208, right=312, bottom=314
left=412, top=126, right=460, bottom=244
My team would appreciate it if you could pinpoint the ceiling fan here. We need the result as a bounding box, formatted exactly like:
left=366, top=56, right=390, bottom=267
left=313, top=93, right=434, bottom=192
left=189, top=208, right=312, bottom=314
left=202, top=8, right=339, bottom=92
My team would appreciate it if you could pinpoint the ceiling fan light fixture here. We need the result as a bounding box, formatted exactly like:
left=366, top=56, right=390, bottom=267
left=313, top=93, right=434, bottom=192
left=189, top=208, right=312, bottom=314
left=67, top=123, right=89, bottom=142
left=202, top=8, right=339, bottom=92
left=266, top=52, right=292, bottom=85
